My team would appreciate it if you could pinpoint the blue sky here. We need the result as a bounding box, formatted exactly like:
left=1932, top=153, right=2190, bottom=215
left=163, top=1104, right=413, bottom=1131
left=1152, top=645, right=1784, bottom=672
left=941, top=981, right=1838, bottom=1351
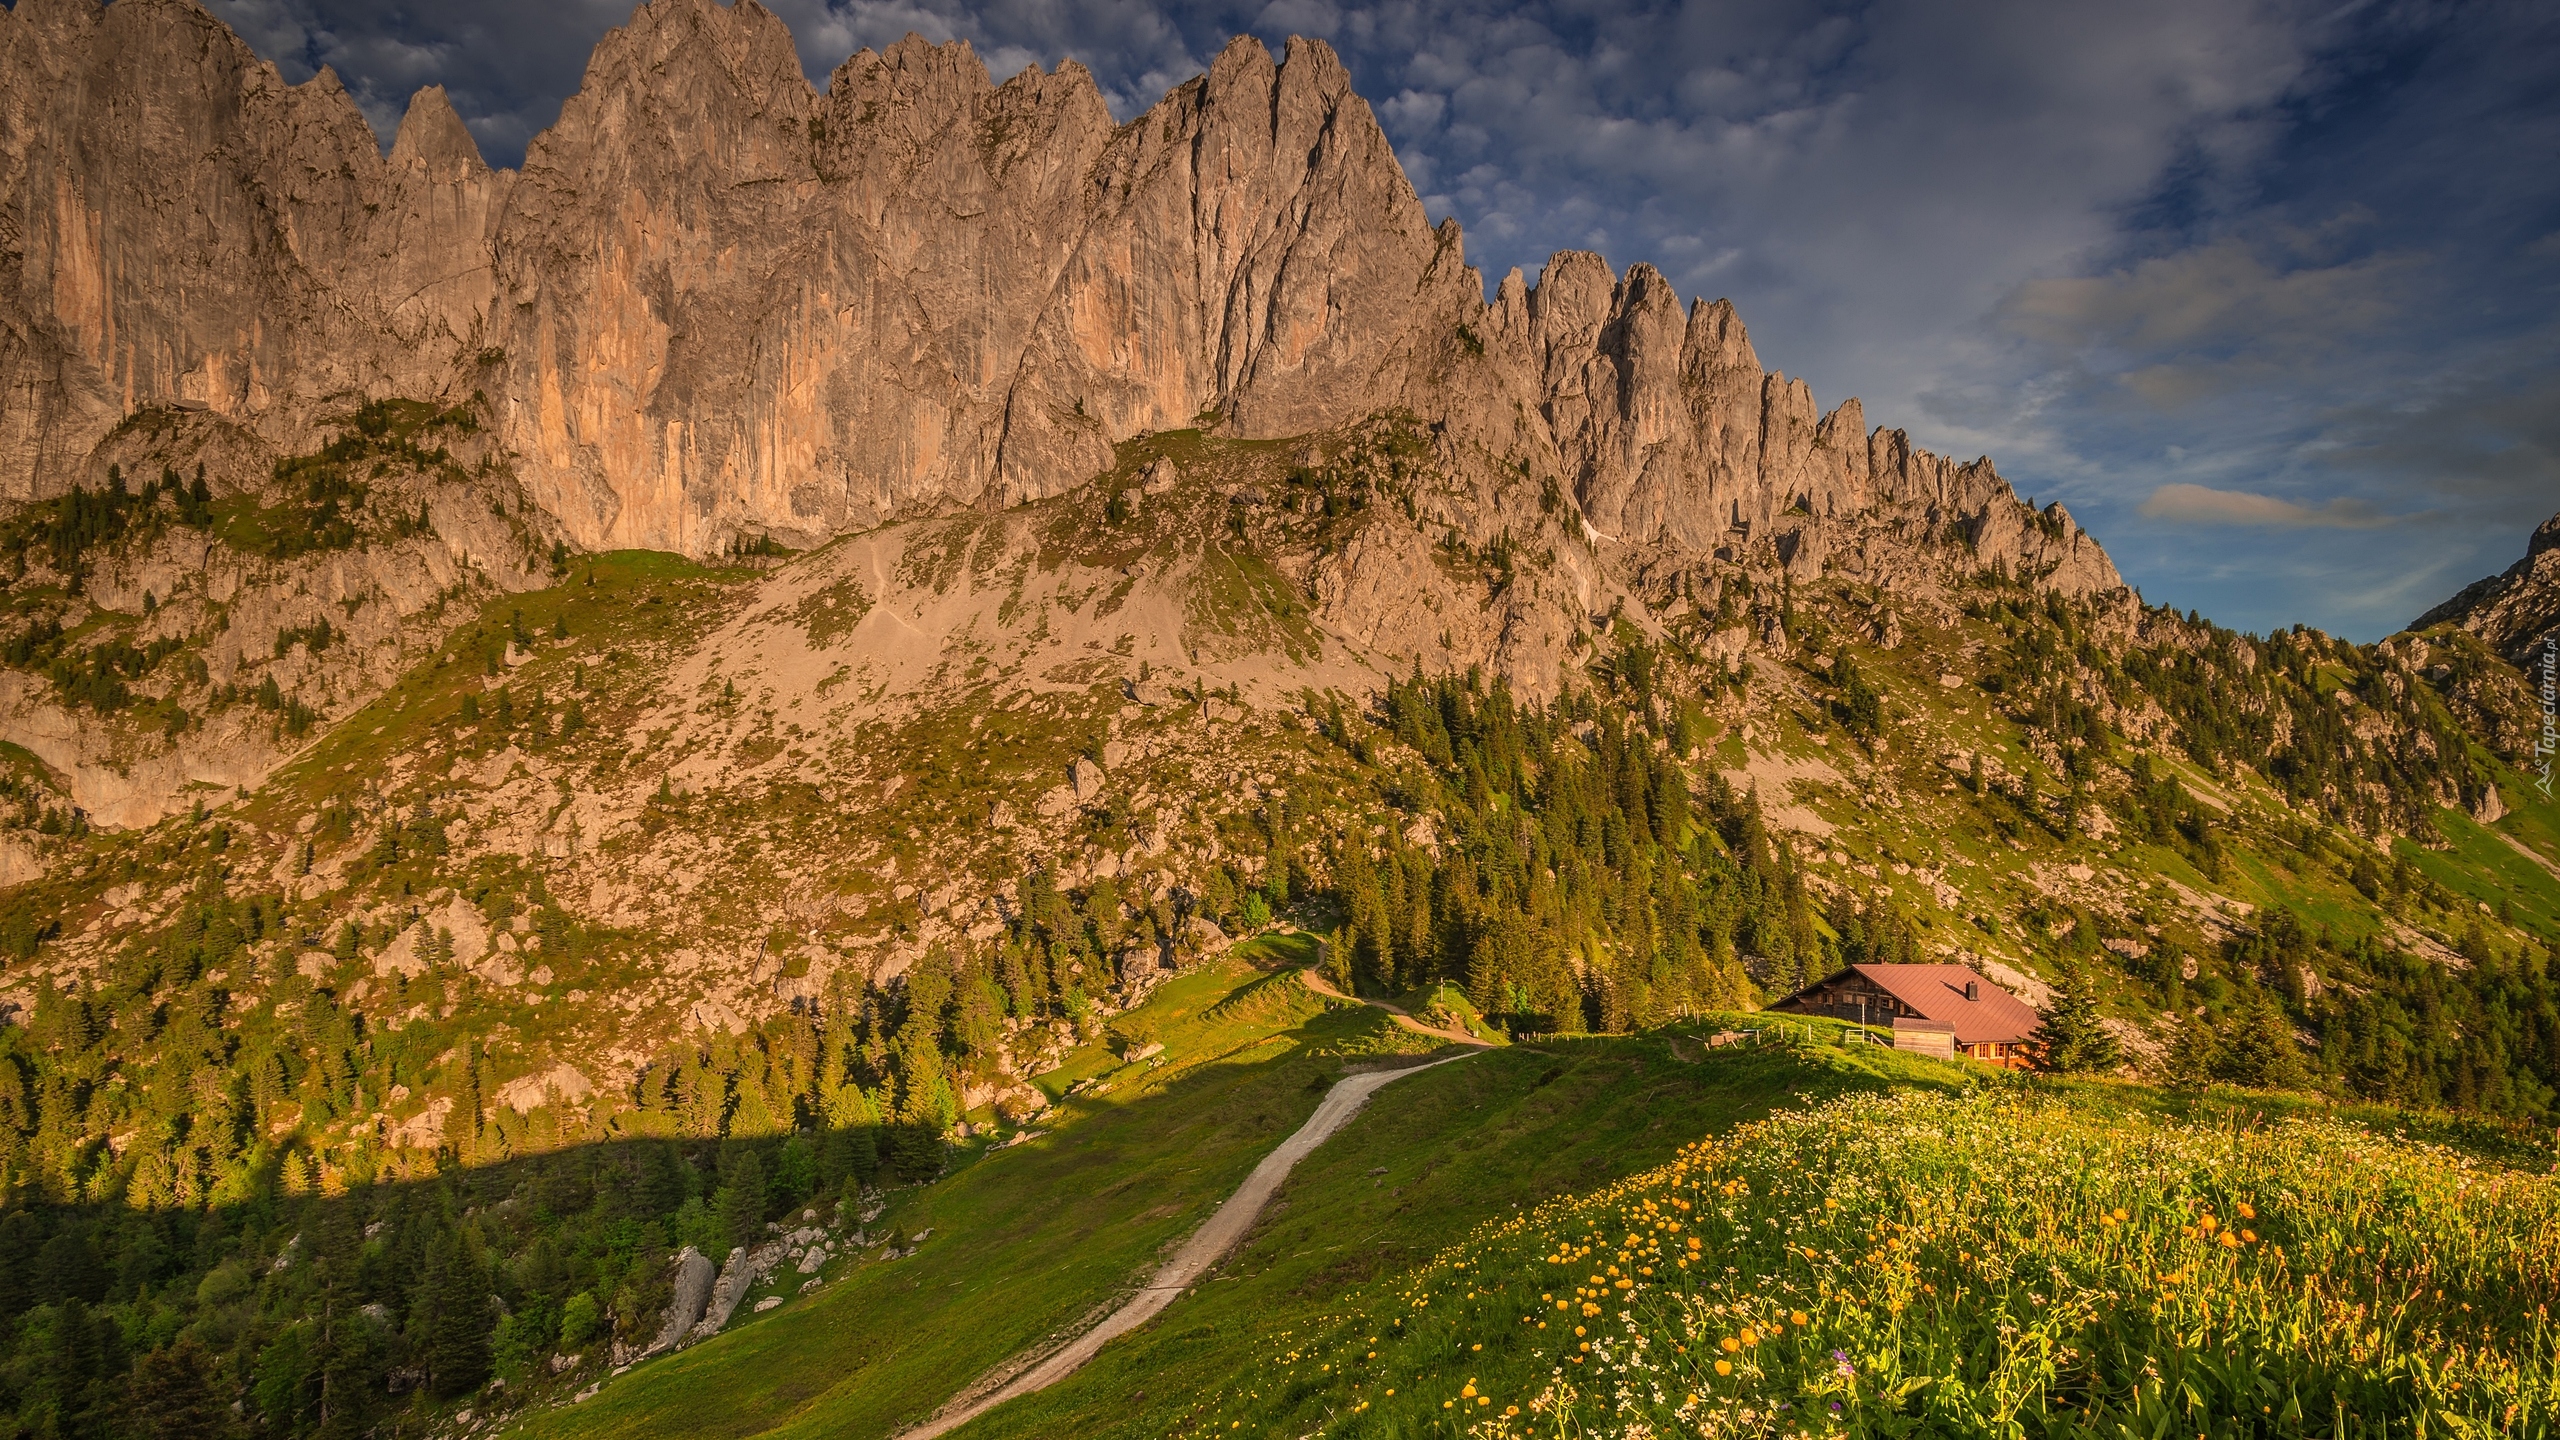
left=205, top=0, right=2560, bottom=640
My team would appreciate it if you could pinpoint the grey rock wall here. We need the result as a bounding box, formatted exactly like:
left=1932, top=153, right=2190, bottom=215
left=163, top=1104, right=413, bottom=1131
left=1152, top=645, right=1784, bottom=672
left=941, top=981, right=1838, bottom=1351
left=0, top=0, right=2123, bottom=599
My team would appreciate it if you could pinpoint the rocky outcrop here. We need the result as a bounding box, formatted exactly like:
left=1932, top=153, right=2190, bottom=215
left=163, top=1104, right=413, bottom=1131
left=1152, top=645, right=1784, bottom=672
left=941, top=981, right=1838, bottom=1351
left=1456, top=253, right=2120, bottom=595
left=0, top=0, right=505, bottom=489
left=644, top=1246, right=716, bottom=1357
left=685, top=1241, right=783, bottom=1343
left=1, top=0, right=2121, bottom=600
left=2413, top=511, right=2560, bottom=668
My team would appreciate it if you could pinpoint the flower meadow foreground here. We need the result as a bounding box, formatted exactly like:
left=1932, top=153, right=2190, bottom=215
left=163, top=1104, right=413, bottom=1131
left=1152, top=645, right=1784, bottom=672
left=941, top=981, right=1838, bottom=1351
left=1175, top=1091, right=2560, bottom=1437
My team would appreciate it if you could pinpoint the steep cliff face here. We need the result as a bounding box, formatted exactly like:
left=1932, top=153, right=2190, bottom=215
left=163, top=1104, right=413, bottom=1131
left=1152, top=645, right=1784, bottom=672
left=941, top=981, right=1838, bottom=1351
left=0, top=0, right=2118, bottom=597
left=486, top=5, right=1463, bottom=553
left=2413, top=512, right=2560, bottom=669
left=1454, top=252, right=2120, bottom=595
left=0, top=0, right=500, bottom=490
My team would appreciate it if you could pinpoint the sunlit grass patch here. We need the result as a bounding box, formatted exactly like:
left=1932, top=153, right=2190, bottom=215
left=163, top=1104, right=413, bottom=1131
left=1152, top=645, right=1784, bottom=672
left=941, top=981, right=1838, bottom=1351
left=1146, top=1089, right=2560, bottom=1437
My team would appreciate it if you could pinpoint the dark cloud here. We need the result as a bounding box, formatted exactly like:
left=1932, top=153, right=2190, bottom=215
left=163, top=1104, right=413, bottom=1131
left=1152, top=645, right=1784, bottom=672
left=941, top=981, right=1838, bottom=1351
left=195, top=0, right=2560, bottom=639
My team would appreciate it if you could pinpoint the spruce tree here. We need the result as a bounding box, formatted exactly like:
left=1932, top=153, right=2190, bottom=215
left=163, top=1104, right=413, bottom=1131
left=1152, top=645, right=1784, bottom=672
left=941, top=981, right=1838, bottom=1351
left=2215, top=990, right=2310, bottom=1090
left=38, top=1298, right=118, bottom=1439
left=421, top=1233, right=493, bottom=1400
left=1336, top=845, right=1390, bottom=994
left=716, top=1151, right=766, bottom=1257
left=2032, top=965, right=2121, bottom=1074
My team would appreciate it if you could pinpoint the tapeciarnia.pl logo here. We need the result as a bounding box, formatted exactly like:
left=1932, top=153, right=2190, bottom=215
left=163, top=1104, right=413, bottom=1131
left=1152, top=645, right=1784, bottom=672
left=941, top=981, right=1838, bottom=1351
left=2539, top=636, right=2557, bottom=799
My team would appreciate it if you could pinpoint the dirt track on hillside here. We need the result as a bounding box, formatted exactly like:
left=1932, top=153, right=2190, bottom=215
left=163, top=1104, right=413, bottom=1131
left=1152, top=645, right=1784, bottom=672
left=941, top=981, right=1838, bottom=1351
left=897, top=1034, right=1474, bottom=1438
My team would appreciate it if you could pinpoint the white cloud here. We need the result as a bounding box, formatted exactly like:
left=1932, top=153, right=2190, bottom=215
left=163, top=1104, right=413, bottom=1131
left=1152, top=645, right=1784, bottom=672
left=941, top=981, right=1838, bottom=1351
left=1377, top=89, right=1445, bottom=134
left=2137, top=484, right=2393, bottom=529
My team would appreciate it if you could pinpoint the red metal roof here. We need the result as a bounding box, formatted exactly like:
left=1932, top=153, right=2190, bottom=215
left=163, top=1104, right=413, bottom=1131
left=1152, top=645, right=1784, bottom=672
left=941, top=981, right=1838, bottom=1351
left=1828, top=964, right=2040, bottom=1046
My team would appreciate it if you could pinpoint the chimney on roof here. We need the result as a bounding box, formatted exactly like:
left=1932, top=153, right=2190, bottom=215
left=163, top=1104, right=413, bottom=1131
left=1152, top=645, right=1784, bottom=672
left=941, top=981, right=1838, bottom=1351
left=1963, top=980, right=1980, bottom=1002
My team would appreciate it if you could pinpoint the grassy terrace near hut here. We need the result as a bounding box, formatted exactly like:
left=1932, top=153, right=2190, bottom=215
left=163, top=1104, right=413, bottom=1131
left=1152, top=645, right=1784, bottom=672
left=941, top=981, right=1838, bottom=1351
left=1001, top=1085, right=2560, bottom=1439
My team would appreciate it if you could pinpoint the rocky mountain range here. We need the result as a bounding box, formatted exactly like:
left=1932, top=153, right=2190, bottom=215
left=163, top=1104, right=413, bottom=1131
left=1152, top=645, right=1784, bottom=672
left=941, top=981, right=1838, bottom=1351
left=0, top=0, right=2143, bottom=833
left=3, top=0, right=2113, bottom=579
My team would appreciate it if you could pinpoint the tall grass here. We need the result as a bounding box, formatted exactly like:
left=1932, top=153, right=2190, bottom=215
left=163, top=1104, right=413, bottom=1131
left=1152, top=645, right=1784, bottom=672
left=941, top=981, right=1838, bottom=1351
left=1171, top=1091, right=2560, bottom=1437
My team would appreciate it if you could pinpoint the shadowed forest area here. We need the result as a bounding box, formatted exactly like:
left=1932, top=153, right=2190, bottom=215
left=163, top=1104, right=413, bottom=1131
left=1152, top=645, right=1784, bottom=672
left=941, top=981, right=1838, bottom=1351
left=0, top=1122, right=941, bottom=1440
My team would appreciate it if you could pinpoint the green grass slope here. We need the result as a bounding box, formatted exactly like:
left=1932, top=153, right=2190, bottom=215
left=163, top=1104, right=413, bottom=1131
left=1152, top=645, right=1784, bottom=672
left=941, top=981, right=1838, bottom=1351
left=514, top=958, right=1955, bottom=1424
left=509, top=942, right=1425, bottom=1440
left=948, top=1033, right=1961, bottom=1440
left=515, top=956, right=1964, bottom=1440
left=955, top=1067, right=2560, bottom=1439
left=518, top=972, right=2559, bottom=1440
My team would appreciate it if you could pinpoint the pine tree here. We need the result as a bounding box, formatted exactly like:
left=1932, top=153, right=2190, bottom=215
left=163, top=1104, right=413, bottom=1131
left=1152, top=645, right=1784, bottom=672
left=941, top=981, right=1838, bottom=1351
left=443, top=1047, right=483, bottom=1159
left=420, top=1234, right=492, bottom=1400
left=1336, top=844, right=1390, bottom=993
left=1320, top=927, right=1354, bottom=992
left=2032, top=965, right=2121, bottom=1074
left=127, top=1335, right=234, bottom=1440
left=2215, top=990, right=2310, bottom=1090
left=715, top=1151, right=766, bottom=1257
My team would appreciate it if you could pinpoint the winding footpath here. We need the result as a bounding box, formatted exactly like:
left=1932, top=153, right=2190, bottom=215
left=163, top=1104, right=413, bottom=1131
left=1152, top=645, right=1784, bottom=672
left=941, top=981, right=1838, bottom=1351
left=897, top=974, right=1479, bottom=1438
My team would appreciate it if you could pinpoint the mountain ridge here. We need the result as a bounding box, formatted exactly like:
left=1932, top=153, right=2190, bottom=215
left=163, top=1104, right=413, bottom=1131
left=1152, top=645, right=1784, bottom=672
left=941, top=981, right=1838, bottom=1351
left=0, top=0, right=2136, bottom=829
left=2414, top=509, right=2560, bottom=671
left=1, top=0, right=2113, bottom=599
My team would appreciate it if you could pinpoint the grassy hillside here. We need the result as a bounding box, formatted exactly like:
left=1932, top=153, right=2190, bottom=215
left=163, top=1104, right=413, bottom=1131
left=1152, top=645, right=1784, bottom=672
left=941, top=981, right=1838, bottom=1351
left=487, top=975, right=2560, bottom=1440
left=961, top=1078, right=2560, bottom=1438
left=509, top=960, right=1961, bottom=1440
left=941, top=1038, right=1963, bottom=1440
left=507, top=944, right=1409, bottom=1440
